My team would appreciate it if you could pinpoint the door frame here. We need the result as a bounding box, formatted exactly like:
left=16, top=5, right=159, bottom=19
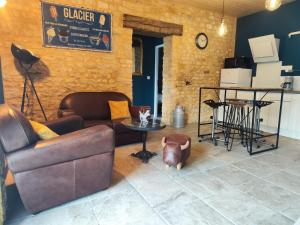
left=154, top=44, right=164, bottom=118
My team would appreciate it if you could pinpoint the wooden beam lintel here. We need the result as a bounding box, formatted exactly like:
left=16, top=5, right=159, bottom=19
left=123, top=14, right=183, bottom=36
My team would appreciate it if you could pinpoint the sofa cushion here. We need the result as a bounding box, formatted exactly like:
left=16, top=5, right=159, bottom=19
left=84, top=120, right=112, bottom=128
left=44, top=115, right=84, bottom=135
left=84, top=119, right=132, bottom=134
left=115, top=132, right=142, bottom=147
left=112, top=119, right=133, bottom=134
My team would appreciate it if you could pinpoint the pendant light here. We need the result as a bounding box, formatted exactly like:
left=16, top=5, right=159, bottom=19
left=0, top=0, right=6, bottom=8
left=218, top=0, right=227, bottom=36
left=219, top=18, right=227, bottom=36
left=265, top=0, right=282, bottom=11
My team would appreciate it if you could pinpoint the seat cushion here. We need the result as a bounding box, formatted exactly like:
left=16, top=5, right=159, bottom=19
left=82, top=118, right=143, bottom=146
left=84, top=120, right=112, bottom=128
left=84, top=119, right=132, bottom=133
left=112, top=119, right=133, bottom=134
left=115, top=132, right=142, bottom=146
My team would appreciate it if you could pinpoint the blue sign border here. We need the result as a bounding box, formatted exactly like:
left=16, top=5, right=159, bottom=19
left=41, top=1, right=112, bottom=52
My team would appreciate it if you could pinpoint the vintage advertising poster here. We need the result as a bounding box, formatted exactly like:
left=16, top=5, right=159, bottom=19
left=41, top=2, right=112, bottom=52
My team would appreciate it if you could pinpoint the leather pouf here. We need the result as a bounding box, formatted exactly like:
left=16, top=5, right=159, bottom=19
left=161, top=134, right=191, bottom=170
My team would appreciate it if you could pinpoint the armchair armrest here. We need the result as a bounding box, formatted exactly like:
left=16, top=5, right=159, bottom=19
left=44, top=115, right=84, bottom=135
left=58, top=109, right=76, bottom=118
left=130, top=106, right=151, bottom=119
left=7, top=125, right=114, bottom=173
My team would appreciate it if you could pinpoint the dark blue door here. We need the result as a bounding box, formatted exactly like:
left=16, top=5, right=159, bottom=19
left=132, top=35, right=163, bottom=113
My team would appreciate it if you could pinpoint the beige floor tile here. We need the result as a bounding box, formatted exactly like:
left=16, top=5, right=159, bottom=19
left=233, top=158, right=280, bottom=178
left=238, top=177, right=300, bottom=220
left=155, top=199, right=234, bottom=225
left=7, top=202, right=98, bottom=225
left=206, top=164, right=257, bottom=185
left=92, top=189, right=165, bottom=225
left=265, top=171, right=300, bottom=195
left=203, top=191, right=293, bottom=225
left=253, top=153, right=298, bottom=169
left=177, top=170, right=241, bottom=198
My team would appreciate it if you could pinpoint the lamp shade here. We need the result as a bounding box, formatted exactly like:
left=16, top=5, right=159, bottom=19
left=11, top=43, right=40, bottom=65
left=265, top=0, right=282, bottom=11
left=218, top=18, right=227, bottom=36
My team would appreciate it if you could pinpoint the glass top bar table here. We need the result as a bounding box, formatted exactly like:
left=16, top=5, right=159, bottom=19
left=197, top=86, right=285, bottom=155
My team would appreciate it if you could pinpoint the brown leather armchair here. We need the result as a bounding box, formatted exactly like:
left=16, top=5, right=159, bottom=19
left=0, top=104, right=115, bottom=213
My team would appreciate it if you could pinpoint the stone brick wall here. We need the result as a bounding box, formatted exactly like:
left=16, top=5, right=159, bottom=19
left=0, top=0, right=236, bottom=124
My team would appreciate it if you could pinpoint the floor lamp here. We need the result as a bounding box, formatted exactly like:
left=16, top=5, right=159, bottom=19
left=11, top=43, right=47, bottom=121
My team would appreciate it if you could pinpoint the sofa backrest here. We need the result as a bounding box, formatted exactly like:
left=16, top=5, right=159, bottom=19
left=59, top=92, right=132, bottom=120
left=0, top=104, right=38, bottom=153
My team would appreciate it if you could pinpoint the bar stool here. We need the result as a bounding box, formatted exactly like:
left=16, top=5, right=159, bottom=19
left=253, top=100, right=273, bottom=148
left=203, top=100, right=225, bottom=145
left=223, top=99, right=250, bottom=151
left=254, top=100, right=273, bottom=133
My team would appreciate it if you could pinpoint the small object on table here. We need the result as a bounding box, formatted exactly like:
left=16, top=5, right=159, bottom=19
left=161, top=134, right=191, bottom=170
left=139, top=109, right=150, bottom=125
left=122, top=118, right=166, bottom=163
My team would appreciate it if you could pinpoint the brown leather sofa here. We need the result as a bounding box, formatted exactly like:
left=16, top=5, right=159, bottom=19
left=58, top=92, right=149, bottom=146
left=0, top=104, right=115, bottom=213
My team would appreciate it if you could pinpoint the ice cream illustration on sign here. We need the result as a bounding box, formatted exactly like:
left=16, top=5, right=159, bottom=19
left=102, top=34, right=109, bottom=49
left=99, top=15, right=106, bottom=27
left=49, top=6, right=58, bottom=22
left=46, top=27, right=56, bottom=43
left=89, top=32, right=101, bottom=46
left=58, top=29, right=69, bottom=43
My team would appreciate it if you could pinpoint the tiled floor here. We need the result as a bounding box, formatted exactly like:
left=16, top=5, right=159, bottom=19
left=5, top=124, right=300, bottom=225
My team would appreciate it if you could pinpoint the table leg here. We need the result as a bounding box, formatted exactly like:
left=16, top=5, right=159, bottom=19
left=131, top=131, right=157, bottom=163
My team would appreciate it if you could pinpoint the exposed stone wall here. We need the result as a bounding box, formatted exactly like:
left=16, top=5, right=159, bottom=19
left=0, top=0, right=236, bottom=124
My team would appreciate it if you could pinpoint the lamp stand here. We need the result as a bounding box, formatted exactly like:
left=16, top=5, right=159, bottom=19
left=20, top=62, right=47, bottom=121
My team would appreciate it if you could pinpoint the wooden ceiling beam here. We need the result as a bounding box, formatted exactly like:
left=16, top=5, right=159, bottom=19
left=123, top=14, right=183, bottom=36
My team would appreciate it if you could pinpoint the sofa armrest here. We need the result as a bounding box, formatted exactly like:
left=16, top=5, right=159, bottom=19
left=7, top=125, right=114, bottom=173
left=57, top=109, right=76, bottom=118
left=130, top=106, right=151, bottom=119
left=44, top=115, right=84, bottom=135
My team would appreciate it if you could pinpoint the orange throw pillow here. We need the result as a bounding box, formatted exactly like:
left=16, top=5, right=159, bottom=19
left=30, top=120, right=59, bottom=140
left=108, top=101, right=131, bottom=120
left=5, top=170, right=15, bottom=186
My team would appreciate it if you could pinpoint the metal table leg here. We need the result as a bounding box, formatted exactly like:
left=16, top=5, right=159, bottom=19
left=131, top=131, right=157, bottom=163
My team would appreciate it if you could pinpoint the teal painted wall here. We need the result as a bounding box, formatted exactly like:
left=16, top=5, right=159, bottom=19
left=235, top=0, right=300, bottom=75
left=132, top=35, right=163, bottom=112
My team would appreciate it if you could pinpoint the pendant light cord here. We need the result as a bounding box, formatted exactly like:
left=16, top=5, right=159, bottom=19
left=222, top=0, right=225, bottom=19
